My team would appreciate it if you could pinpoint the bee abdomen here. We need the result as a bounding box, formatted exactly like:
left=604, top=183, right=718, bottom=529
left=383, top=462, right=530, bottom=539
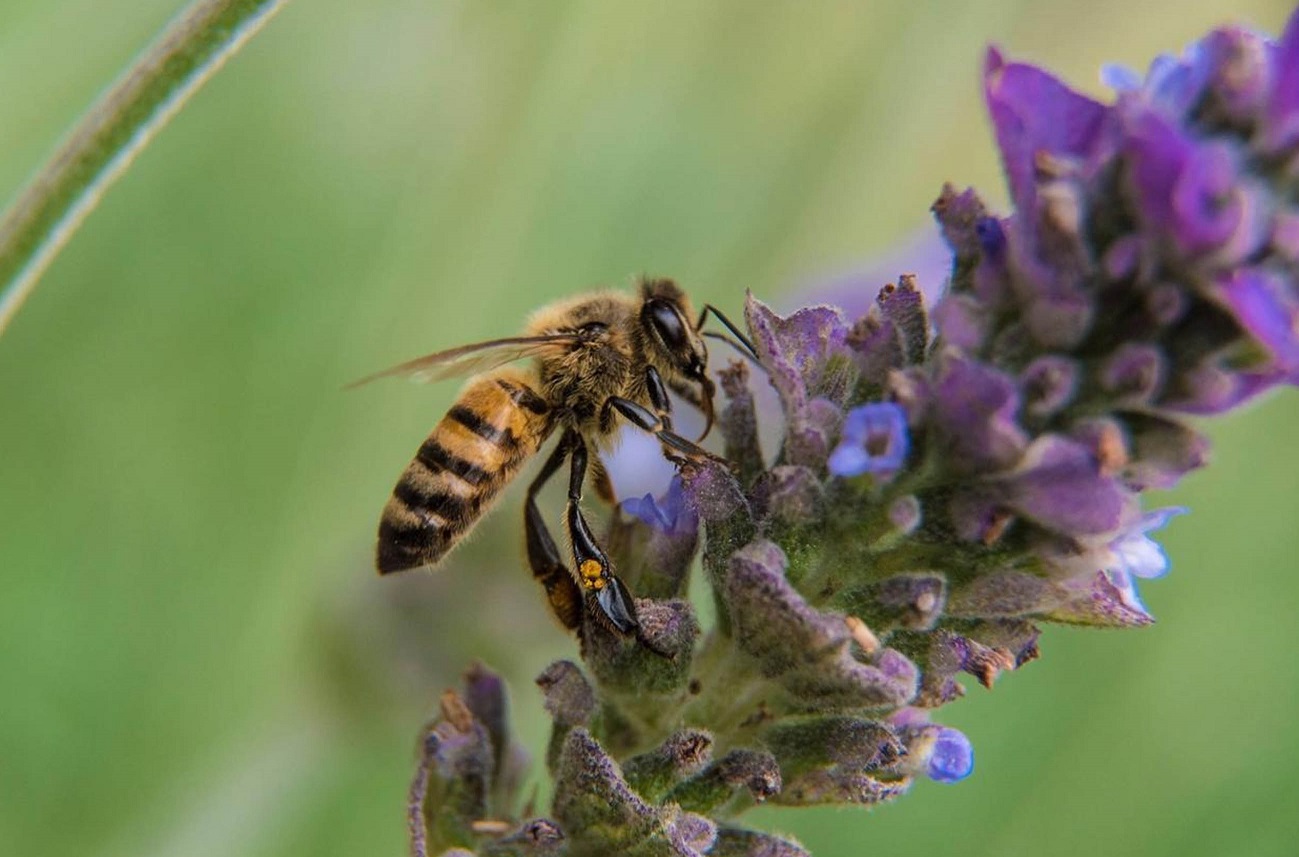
left=377, top=374, right=551, bottom=574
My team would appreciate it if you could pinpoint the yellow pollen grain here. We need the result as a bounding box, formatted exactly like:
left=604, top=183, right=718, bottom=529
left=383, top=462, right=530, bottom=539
left=580, top=559, right=603, bottom=581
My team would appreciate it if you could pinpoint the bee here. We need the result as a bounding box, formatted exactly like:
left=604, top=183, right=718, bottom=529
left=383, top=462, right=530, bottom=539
left=358, top=278, right=755, bottom=646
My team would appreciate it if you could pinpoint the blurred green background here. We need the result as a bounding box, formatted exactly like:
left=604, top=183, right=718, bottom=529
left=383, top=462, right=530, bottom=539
left=3, top=1, right=1298, bottom=855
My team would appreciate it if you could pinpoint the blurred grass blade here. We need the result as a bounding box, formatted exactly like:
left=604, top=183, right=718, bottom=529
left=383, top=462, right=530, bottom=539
left=0, top=0, right=289, bottom=338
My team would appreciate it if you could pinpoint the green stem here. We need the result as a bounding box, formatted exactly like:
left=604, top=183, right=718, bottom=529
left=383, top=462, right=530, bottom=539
left=0, top=0, right=290, bottom=338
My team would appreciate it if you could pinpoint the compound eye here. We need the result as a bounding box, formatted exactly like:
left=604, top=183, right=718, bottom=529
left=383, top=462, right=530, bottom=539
left=647, top=300, right=688, bottom=352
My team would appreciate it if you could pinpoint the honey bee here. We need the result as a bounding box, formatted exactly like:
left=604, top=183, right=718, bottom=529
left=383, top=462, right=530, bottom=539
left=359, top=278, right=754, bottom=646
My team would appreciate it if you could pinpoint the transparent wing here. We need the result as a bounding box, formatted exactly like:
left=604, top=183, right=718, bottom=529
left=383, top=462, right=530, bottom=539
left=347, top=334, right=579, bottom=388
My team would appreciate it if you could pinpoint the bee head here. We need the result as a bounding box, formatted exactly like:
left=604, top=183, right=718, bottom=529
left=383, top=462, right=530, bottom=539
left=639, top=278, right=715, bottom=436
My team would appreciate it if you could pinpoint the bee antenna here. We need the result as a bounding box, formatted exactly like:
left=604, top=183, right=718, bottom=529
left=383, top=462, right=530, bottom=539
left=696, top=304, right=759, bottom=362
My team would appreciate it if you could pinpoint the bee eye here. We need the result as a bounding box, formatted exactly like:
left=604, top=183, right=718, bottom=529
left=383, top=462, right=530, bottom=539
left=646, top=300, right=687, bottom=351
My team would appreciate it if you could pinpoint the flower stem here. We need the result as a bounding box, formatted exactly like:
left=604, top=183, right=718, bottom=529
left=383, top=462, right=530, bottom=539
left=0, top=0, right=290, bottom=338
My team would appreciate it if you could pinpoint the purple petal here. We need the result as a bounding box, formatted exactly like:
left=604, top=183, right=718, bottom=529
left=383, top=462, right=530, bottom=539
left=996, top=435, right=1137, bottom=536
left=1142, top=44, right=1213, bottom=118
left=1216, top=268, right=1299, bottom=379
left=1124, top=108, right=1244, bottom=255
left=1264, top=6, right=1299, bottom=153
left=984, top=48, right=1111, bottom=216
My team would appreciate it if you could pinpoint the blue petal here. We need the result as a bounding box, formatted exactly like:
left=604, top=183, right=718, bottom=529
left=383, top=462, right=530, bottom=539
left=827, top=444, right=873, bottom=477
left=1102, top=63, right=1142, bottom=91
left=828, top=403, right=911, bottom=476
left=927, top=728, right=975, bottom=784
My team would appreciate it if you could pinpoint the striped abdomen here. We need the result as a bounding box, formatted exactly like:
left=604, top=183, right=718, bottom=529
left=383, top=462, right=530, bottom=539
left=377, top=373, right=553, bottom=574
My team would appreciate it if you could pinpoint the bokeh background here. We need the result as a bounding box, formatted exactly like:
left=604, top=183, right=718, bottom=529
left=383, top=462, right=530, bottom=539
left=3, top=1, right=1298, bottom=855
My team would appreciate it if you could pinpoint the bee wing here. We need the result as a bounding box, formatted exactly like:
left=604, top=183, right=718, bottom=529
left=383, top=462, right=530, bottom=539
left=347, top=334, right=579, bottom=388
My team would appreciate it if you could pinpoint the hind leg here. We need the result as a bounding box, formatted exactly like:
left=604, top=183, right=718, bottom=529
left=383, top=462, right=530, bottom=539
left=524, top=433, right=583, bottom=632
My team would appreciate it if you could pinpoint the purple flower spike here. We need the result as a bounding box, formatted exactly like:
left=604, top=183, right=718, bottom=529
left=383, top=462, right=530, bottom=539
left=828, top=403, right=910, bottom=477
left=398, top=17, right=1299, bottom=855
left=926, top=728, right=975, bottom=784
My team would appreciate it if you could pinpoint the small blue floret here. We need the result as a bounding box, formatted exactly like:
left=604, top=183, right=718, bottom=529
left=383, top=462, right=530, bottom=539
left=827, top=402, right=910, bottom=477
left=926, top=727, right=974, bottom=784
left=620, top=477, right=689, bottom=532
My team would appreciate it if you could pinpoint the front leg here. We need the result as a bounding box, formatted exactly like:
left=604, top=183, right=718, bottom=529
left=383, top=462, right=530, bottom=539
left=603, top=393, right=727, bottom=465
left=648, top=363, right=716, bottom=445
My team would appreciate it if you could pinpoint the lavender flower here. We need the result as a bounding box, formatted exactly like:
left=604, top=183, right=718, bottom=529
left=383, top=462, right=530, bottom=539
left=403, top=9, right=1299, bottom=856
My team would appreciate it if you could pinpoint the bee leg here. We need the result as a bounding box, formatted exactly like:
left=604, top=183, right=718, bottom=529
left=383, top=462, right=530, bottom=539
left=645, top=363, right=717, bottom=446
left=565, top=437, right=643, bottom=636
left=525, top=433, right=584, bottom=633
left=644, top=365, right=677, bottom=431
left=605, top=395, right=727, bottom=466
